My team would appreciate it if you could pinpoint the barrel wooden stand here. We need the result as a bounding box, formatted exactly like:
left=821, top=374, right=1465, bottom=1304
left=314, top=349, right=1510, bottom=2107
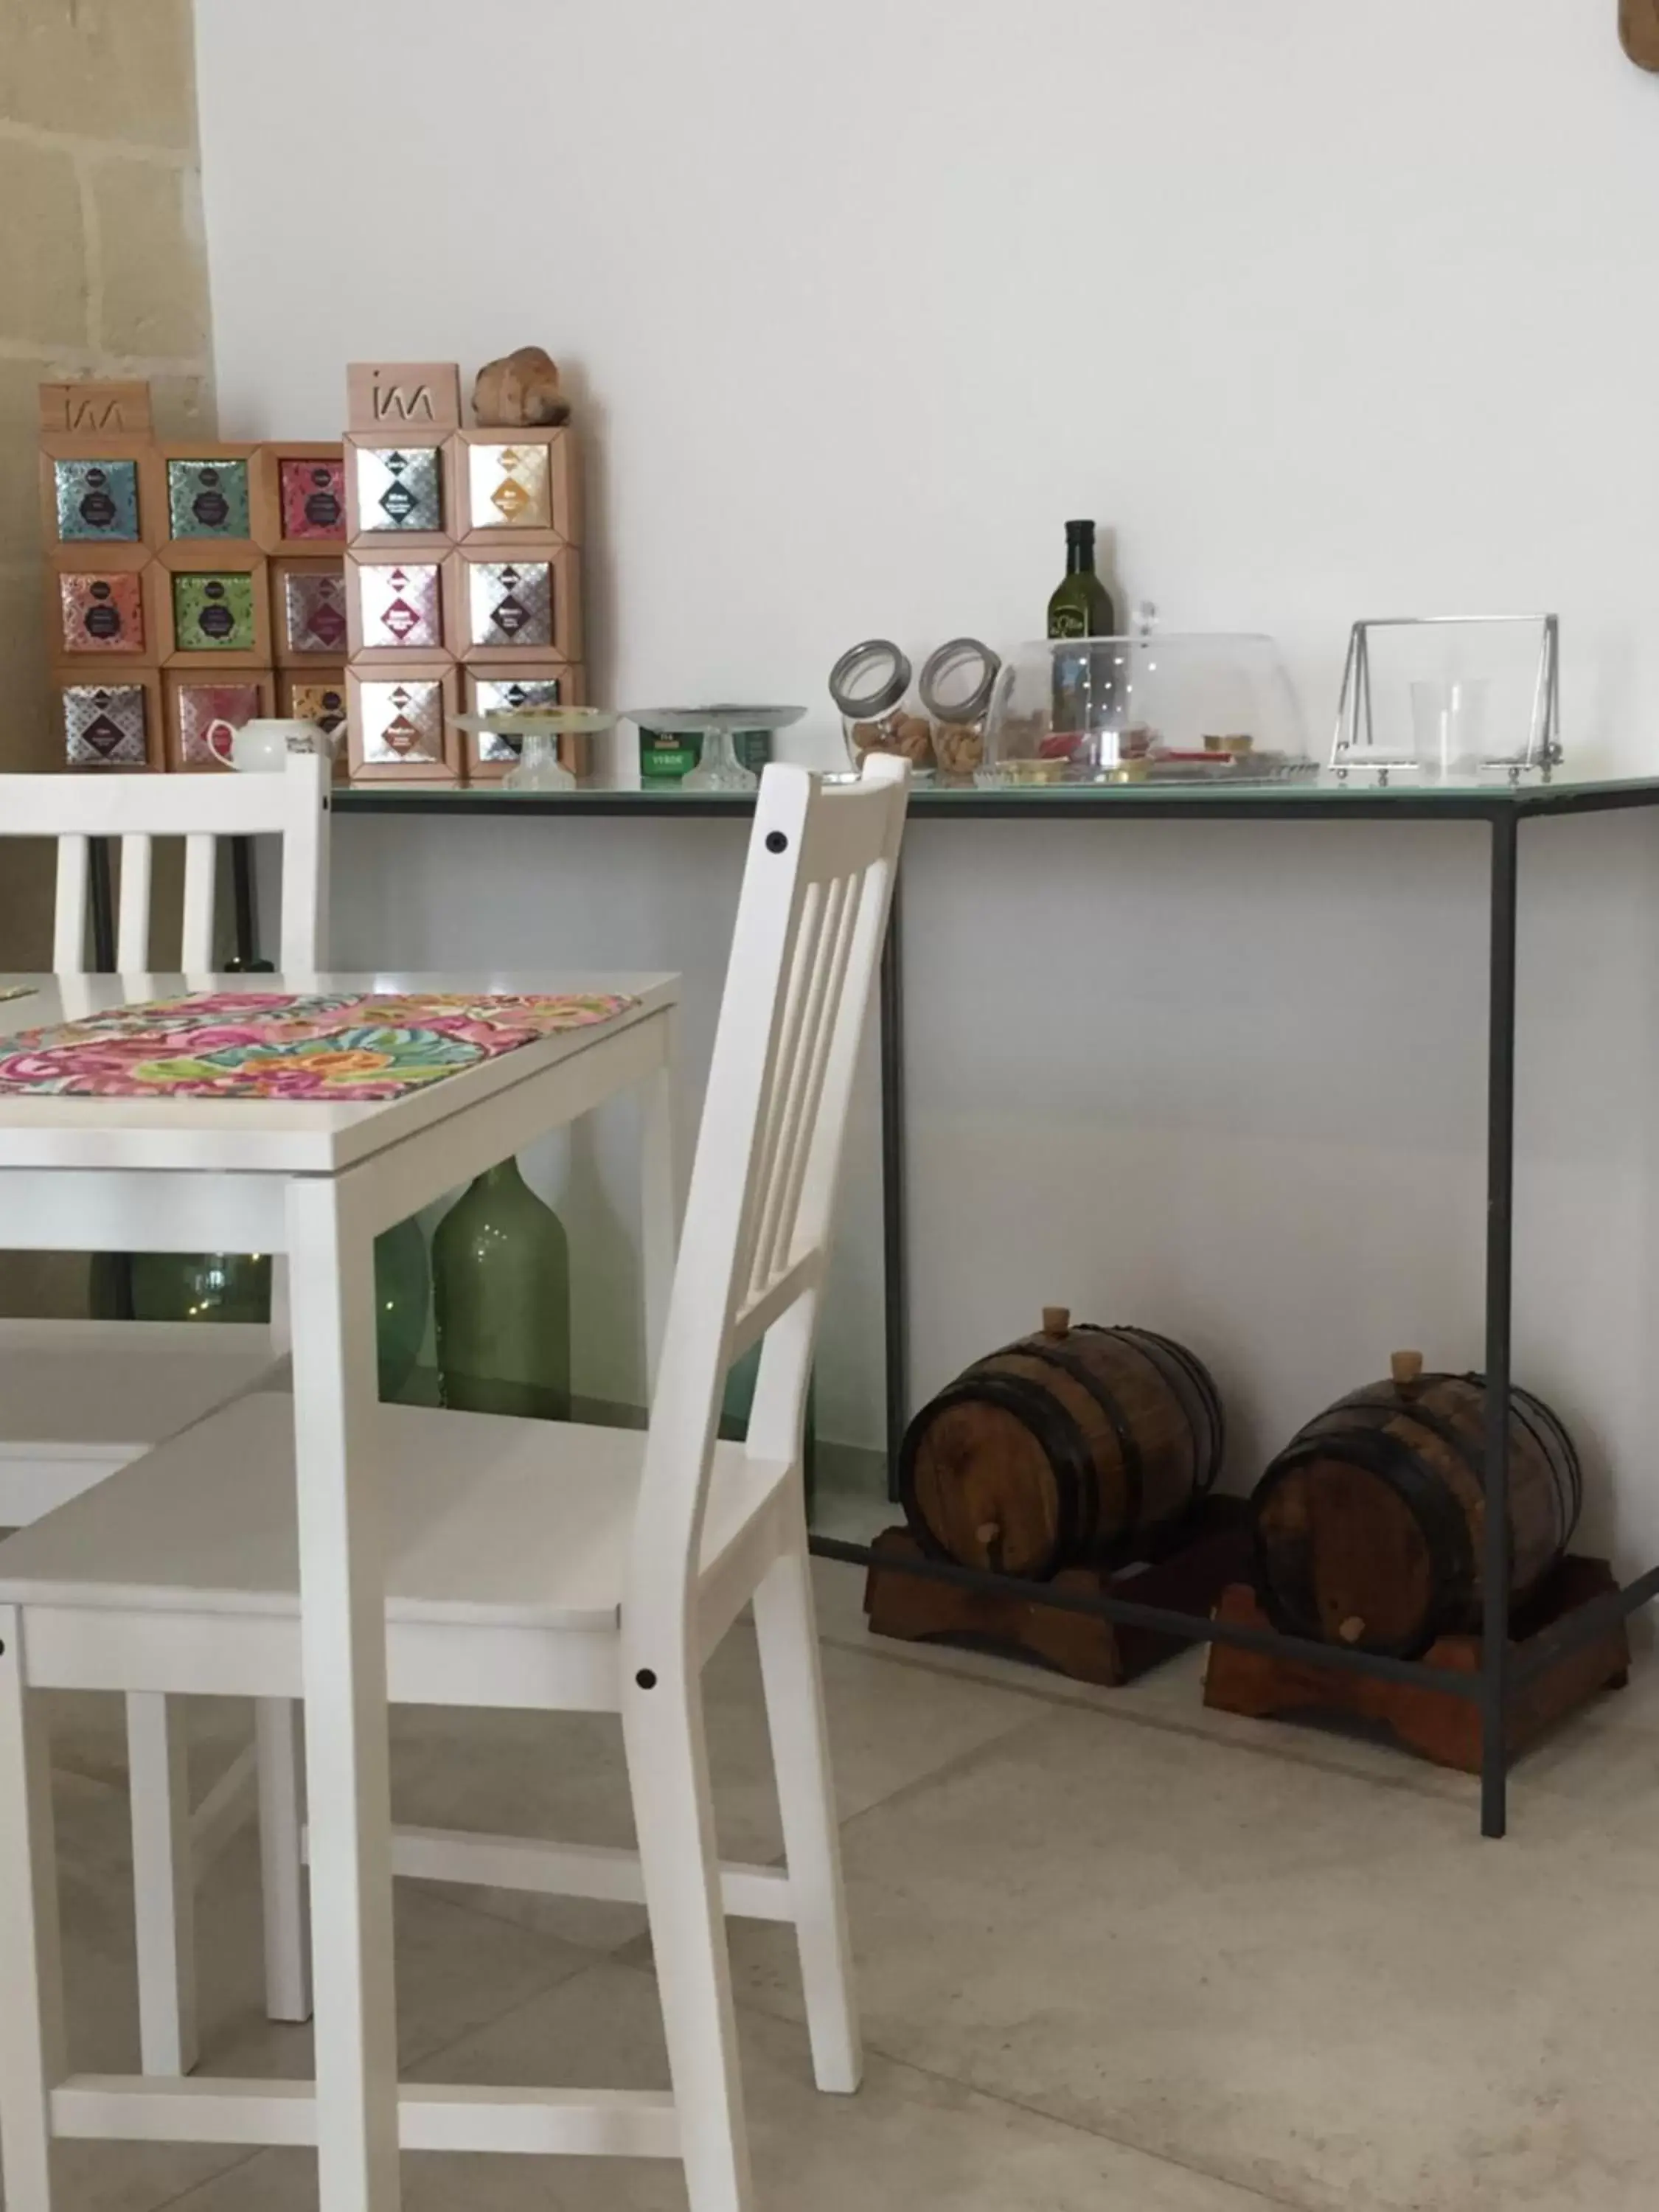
left=863, top=1495, right=1252, bottom=1688
left=1203, top=1557, right=1630, bottom=1771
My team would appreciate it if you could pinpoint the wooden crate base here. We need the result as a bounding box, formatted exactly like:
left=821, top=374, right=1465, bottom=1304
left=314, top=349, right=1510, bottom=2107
left=1202, top=1558, right=1630, bottom=1772
left=863, top=1498, right=1253, bottom=1688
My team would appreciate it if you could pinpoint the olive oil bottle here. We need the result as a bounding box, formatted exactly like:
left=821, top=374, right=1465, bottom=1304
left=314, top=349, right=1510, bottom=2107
left=1046, top=519, right=1118, bottom=737
left=1046, top=518, right=1116, bottom=641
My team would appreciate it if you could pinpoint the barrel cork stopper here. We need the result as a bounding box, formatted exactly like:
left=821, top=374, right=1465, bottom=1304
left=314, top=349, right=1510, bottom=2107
left=1042, top=1306, right=1071, bottom=1338
left=1391, top=1349, right=1425, bottom=1394
left=1338, top=1616, right=1367, bottom=1644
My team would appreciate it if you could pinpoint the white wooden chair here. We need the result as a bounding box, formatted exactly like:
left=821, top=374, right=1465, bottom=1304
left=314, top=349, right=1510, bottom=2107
left=0, top=754, right=328, bottom=2078
left=0, top=755, right=908, bottom=2211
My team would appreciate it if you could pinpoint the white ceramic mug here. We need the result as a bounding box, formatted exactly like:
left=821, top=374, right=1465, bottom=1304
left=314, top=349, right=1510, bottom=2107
left=204, top=717, right=326, bottom=773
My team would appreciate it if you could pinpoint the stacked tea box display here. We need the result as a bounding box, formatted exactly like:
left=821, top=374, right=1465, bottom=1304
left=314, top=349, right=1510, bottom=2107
left=40, top=379, right=347, bottom=771
left=342, top=360, right=585, bottom=783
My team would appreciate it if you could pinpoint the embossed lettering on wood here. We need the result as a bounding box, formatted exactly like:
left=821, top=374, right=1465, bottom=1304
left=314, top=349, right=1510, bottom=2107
left=38, top=380, right=153, bottom=435
left=346, top=362, right=462, bottom=433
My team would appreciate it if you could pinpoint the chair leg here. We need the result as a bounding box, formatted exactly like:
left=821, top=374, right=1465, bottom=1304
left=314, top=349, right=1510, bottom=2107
left=625, top=1671, right=754, bottom=2212
left=0, top=1606, right=65, bottom=2208
left=255, top=1699, right=312, bottom=2025
left=127, top=1693, right=198, bottom=2077
left=753, top=1534, right=862, bottom=2093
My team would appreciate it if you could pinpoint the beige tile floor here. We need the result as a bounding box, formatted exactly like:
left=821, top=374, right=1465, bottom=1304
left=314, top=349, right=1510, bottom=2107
left=20, top=1559, right=1659, bottom=2211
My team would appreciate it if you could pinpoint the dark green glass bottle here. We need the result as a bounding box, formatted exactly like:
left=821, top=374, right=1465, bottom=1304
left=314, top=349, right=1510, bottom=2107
left=432, top=1159, right=571, bottom=1422
left=1047, top=519, right=1118, bottom=739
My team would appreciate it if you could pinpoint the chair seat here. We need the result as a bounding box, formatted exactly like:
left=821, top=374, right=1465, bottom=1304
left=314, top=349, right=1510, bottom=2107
left=0, top=1392, right=793, bottom=1635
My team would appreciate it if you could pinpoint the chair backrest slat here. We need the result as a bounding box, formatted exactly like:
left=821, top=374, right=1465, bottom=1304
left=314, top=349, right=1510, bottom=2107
left=52, top=834, right=88, bottom=972
left=115, top=834, right=153, bottom=971
left=626, top=756, right=908, bottom=1660
left=0, top=755, right=330, bottom=975
left=179, top=834, right=217, bottom=970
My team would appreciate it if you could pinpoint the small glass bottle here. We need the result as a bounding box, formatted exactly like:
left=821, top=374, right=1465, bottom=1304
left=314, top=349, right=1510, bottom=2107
left=919, top=639, right=1001, bottom=782
left=830, top=640, right=933, bottom=773
left=433, top=1158, right=571, bottom=1422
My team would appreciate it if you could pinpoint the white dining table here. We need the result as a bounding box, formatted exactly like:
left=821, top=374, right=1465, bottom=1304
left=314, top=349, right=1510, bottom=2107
left=0, top=969, right=680, bottom=2211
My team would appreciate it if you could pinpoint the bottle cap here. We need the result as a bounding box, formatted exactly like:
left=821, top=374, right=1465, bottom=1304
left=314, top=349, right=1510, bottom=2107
left=1065, top=518, right=1095, bottom=541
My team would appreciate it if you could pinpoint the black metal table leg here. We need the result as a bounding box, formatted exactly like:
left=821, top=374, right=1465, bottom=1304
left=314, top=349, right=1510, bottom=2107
left=1481, top=811, right=1520, bottom=1837
left=880, top=861, right=909, bottom=1495
left=88, top=838, right=116, bottom=970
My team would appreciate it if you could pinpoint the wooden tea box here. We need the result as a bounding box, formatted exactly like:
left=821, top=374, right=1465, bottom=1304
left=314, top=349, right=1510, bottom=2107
left=451, top=546, right=581, bottom=661
left=344, top=361, right=462, bottom=552
left=158, top=443, right=257, bottom=549
left=56, top=672, right=164, bottom=771
left=251, top=442, right=347, bottom=554
left=159, top=551, right=271, bottom=668
left=346, top=665, right=462, bottom=783
left=271, top=557, right=349, bottom=664
left=461, top=662, right=586, bottom=782
left=47, top=560, right=164, bottom=665
left=447, top=428, right=581, bottom=549
left=347, top=551, right=450, bottom=663
left=164, top=671, right=276, bottom=773
left=279, top=671, right=349, bottom=777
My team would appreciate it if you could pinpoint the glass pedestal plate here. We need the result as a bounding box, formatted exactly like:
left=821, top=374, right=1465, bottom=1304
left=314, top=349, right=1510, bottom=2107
left=625, top=706, right=806, bottom=793
left=453, top=706, right=618, bottom=791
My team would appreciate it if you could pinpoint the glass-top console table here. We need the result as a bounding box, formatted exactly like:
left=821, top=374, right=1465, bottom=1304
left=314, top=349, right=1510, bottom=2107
left=318, top=773, right=1659, bottom=1835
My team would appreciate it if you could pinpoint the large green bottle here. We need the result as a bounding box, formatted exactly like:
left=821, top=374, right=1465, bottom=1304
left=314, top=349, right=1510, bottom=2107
left=432, top=1159, right=571, bottom=1422
left=374, top=1214, right=431, bottom=1402
left=1046, top=518, right=1118, bottom=740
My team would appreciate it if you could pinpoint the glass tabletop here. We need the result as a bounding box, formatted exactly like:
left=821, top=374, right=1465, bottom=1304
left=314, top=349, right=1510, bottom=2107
left=333, top=771, right=1659, bottom=817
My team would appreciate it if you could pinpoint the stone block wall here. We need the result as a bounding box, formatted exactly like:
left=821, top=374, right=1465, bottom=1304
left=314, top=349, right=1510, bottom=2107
left=0, top=0, right=213, bottom=962
left=0, top=0, right=211, bottom=1312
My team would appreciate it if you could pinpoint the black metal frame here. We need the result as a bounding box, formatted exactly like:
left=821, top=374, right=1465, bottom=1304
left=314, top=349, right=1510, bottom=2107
left=328, top=776, right=1659, bottom=1835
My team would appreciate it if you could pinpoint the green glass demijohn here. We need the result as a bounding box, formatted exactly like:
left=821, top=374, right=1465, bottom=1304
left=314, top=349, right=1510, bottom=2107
left=374, top=1214, right=431, bottom=1402
left=433, top=1158, right=571, bottom=1422
left=720, top=1340, right=817, bottom=1508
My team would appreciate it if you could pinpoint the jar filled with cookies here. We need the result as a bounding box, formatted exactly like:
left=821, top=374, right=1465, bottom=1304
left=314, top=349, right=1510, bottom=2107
left=830, top=639, right=933, bottom=774
left=920, top=637, right=1000, bottom=782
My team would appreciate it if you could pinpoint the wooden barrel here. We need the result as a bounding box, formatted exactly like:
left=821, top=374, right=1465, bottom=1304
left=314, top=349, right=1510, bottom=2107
left=1251, top=1353, right=1582, bottom=1658
left=898, top=1307, right=1223, bottom=1579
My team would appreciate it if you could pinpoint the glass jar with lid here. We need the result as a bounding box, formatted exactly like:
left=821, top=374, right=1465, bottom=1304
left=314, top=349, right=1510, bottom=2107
left=920, top=638, right=1000, bottom=782
left=830, top=639, right=933, bottom=774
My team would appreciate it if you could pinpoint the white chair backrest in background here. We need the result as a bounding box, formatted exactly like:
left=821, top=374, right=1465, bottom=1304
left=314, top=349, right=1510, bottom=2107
left=627, top=754, right=908, bottom=1660
left=0, top=752, right=330, bottom=974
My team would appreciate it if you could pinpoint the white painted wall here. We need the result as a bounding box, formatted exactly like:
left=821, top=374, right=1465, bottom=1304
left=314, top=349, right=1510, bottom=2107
left=199, top=2, right=1659, bottom=1562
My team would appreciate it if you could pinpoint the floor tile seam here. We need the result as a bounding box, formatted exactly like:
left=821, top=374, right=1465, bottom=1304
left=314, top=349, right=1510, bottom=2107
left=818, top=1628, right=1478, bottom=1813
left=847, top=2038, right=1323, bottom=2212
left=145, top=2146, right=268, bottom=2212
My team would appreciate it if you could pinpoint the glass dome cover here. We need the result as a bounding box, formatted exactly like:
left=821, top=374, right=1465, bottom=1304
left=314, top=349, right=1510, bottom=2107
left=981, top=625, right=1312, bottom=785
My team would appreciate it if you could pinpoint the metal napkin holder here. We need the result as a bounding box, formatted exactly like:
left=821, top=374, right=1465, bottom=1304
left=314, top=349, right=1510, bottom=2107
left=1331, top=613, right=1562, bottom=783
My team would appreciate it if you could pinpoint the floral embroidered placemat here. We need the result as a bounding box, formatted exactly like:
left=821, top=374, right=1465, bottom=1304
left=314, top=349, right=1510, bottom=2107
left=0, top=990, right=638, bottom=1102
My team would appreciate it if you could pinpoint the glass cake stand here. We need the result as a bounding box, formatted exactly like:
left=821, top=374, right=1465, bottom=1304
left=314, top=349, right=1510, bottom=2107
left=452, top=706, right=616, bottom=791
left=625, top=705, right=806, bottom=793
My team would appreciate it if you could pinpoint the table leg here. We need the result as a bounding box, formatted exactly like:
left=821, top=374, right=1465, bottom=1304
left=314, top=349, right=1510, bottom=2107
left=640, top=1005, right=681, bottom=1393
left=1481, top=812, right=1520, bottom=1839
left=879, top=866, right=908, bottom=1495
left=285, top=1175, right=400, bottom=2208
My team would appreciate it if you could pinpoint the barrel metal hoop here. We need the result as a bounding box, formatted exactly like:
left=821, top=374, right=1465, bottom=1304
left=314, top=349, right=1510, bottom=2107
left=897, top=1371, right=1091, bottom=1576
left=1475, top=1374, right=1584, bottom=1549
left=1013, top=1340, right=1141, bottom=1538
left=1104, top=1325, right=1226, bottom=1495
left=1253, top=1427, right=1478, bottom=1659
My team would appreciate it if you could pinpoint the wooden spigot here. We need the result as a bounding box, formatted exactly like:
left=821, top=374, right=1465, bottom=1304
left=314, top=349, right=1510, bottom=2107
left=1042, top=1306, right=1071, bottom=1338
